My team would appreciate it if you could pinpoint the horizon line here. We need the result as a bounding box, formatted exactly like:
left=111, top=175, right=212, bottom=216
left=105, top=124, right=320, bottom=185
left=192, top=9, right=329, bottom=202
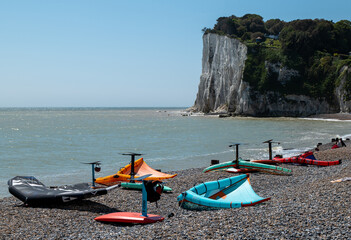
left=0, top=106, right=189, bottom=109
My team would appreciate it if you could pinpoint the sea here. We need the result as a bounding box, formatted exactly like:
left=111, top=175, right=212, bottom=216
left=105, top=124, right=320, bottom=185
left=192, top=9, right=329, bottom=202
left=1, top=107, right=351, bottom=198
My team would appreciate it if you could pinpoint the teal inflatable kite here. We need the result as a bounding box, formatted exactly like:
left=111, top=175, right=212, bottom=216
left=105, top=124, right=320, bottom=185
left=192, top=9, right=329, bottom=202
left=177, top=174, right=270, bottom=210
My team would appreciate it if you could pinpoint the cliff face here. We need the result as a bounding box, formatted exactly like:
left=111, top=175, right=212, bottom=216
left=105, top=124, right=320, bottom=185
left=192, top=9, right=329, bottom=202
left=192, top=33, right=342, bottom=117
left=193, top=33, right=248, bottom=113
left=335, top=66, right=351, bottom=113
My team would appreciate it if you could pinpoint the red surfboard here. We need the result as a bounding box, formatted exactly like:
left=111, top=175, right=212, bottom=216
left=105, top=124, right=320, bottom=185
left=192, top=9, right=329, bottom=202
left=94, top=212, right=164, bottom=224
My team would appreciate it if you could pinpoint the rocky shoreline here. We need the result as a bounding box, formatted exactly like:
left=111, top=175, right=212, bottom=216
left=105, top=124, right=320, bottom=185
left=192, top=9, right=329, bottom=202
left=185, top=109, right=351, bottom=121
left=307, top=113, right=351, bottom=121
left=1, top=141, right=351, bottom=239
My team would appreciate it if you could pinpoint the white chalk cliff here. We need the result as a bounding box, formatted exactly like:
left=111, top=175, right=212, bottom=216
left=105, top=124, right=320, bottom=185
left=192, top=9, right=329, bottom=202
left=335, top=66, right=351, bottom=113
left=192, top=33, right=347, bottom=116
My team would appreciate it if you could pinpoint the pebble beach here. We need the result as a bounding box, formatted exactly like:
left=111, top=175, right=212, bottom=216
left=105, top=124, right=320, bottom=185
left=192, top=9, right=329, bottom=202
left=1, top=140, right=350, bottom=240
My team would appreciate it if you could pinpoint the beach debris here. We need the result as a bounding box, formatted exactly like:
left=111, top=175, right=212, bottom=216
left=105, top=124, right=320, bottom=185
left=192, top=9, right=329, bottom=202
left=331, top=177, right=351, bottom=183
left=211, top=160, right=219, bottom=165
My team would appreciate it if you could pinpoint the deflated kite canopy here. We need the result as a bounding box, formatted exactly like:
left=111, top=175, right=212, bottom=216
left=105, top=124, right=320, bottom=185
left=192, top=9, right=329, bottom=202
left=177, top=174, right=270, bottom=210
left=8, top=176, right=118, bottom=206
left=273, top=151, right=341, bottom=166
left=95, top=158, right=177, bottom=186
left=203, top=159, right=292, bottom=175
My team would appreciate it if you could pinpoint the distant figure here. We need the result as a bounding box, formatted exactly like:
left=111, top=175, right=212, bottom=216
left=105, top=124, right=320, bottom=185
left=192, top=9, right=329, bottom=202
left=315, top=143, right=322, bottom=151
left=339, top=138, right=346, bottom=147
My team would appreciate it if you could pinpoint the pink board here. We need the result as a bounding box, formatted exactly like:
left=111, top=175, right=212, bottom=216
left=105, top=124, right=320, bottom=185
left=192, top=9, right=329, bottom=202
left=94, top=212, right=164, bottom=224
left=226, top=168, right=258, bottom=173
left=249, top=159, right=279, bottom=165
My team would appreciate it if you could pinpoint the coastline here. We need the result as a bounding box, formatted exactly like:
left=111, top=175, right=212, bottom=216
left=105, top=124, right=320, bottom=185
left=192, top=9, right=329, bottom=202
left=1, top=141, right=350, bottom=239
left=306, top=113, right=351, bottom=121
left=186, top=109, right=351, bottom=121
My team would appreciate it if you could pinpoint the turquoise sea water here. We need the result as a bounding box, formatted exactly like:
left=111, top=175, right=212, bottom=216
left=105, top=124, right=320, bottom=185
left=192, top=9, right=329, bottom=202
left=1, top=108, right=351, bottom=198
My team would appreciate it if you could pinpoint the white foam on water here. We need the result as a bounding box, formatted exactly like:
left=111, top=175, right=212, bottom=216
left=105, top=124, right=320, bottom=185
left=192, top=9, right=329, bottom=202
left=300, top=117, right=351, bottom=123
left=341, top=133, right=351, bottom=139
left=146, top=150, right=231, bottom=164
left=278, top=147, right=312, bottom=158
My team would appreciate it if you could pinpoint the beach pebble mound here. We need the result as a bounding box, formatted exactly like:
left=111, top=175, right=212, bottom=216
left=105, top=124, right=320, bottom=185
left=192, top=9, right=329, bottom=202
left=1, top=143, right=351, bottom=239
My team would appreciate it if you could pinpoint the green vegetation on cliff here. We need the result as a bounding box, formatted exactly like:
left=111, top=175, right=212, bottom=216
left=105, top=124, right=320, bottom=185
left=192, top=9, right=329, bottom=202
left=204, top=14, right=351, bottom=103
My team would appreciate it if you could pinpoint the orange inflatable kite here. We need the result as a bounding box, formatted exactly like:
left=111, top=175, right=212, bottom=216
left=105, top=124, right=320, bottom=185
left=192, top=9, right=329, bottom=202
left=95, top=158, right=177, bottom=186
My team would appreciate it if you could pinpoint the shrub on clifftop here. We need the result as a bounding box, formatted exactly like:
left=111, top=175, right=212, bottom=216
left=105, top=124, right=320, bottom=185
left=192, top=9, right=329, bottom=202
left=204, top=14, right=351, bottom=104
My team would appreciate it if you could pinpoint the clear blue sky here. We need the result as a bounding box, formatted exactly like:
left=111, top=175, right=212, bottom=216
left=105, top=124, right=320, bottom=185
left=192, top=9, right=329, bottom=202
left=1, top=0, right=350, bottom=107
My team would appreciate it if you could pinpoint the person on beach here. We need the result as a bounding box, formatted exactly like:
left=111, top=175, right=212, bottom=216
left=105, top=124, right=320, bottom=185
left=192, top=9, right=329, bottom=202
left=338, top=138, right=346, bottom=147
left=331, top=138, right=346, bottom=149
left=332, top=138, right=339, bottom=149
left=315, top=143, right=322, bottom=151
